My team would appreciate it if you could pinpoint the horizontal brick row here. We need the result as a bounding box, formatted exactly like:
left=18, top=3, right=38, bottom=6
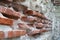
left=0, top=30, right=26, bottom=39
left=18, top=23, right=51, bottom=30
left=18, top=23, right=49, bottom=36
left=24, top=10, right=46, bottom=19
left=28, top=29, right=48, bottom=36
left=21, top=16, right=37, bottom=23
left=21, top=16, right=52, bottom=24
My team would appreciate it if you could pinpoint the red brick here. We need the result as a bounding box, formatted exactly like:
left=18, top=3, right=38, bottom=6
left=0, top=31, right=5, bottom=39
left=0, top=17, right=13, bottom=26
left=21, top=16, right=27, bottom=22
left=5, top=8, right=20, bottom=17
left=24, top=10, right=46, bottom=19
left=8, top=31, right=14, bottom=38
left=18, top=23, right=30, bottom=30
left=21, top=16, right=37, bottom=23
left=14, top=30, right=26, bottom=37
left=8, top=30, right=26, bottom=38
left=0, top=6, right=20, bottom=19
